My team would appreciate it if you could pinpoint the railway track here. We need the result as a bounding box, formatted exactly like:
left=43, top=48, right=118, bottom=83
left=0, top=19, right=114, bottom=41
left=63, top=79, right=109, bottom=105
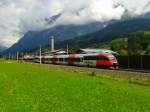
left=28, top=62, right=150, bottom=77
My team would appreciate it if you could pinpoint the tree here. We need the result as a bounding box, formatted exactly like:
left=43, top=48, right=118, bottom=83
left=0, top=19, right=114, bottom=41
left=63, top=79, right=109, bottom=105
left=110, top=38, right=128, bottom=55
left=128, top=34, right=143, bottom=55
left=0, top=52, right=2, bottom=58
left=118, top=50, right=128, bottom=56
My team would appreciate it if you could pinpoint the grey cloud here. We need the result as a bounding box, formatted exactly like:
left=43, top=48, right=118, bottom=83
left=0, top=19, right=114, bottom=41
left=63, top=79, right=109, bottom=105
left=0, top=0, right=150, bottom=47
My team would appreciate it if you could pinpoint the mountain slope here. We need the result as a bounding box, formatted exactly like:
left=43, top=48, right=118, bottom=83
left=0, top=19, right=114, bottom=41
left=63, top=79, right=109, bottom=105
left=5, top=18, right=150, bottom=54
left=0, top=45, right=6, bottom=52
left=56, top=18, right=150, bottom=49
left=5, top=22, right=106, bottom=53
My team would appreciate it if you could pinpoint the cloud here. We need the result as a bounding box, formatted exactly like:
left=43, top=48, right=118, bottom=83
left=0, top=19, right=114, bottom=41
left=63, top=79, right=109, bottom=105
left=0, top=0, right=150, bottom=47
left=52, top=0, right=125, bottom=26
left=119, top=0, right=150, bottom=16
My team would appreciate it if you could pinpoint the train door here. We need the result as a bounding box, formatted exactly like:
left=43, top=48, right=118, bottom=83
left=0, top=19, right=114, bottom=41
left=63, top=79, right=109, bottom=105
left=89, top=56, right=97, bottom=67
left=83, top=56, right=97, bottom=67
left=79, top=58, right=84, bottom=66
left=74, top=58, right=83, bottom=66
left=83, top=56, right=89, bottom=66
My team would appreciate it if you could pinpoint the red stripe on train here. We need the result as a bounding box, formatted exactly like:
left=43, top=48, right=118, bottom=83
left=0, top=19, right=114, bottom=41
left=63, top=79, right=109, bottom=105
left=68, top=62, right=75, bottom=65
left=69, top=54, right=76, bottom=58
left=96, top=60, right=113, bottom=66
left=68, top=54, right=76, bottom=65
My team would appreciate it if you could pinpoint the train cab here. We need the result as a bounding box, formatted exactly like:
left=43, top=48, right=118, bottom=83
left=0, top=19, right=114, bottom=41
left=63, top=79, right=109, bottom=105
left=83, top=53, right=118, bottom=68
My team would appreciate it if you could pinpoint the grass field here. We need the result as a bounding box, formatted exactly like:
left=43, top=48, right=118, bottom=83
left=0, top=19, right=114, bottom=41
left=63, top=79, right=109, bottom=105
left=0, top=60, right=150, bottom=112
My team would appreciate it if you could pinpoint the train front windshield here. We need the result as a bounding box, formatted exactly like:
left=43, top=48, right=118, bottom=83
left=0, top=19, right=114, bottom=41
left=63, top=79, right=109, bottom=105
left=108, top=56, right=117, bottom=61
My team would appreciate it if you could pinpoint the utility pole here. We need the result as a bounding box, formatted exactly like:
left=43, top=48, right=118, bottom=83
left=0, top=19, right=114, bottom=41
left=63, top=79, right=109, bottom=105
left=67, top=44, right=69, bottom=55
left=39, top=45, right=42, bottom=64
left=51, top=36, right=54, bottom=52
left=140, top=55, right=143, bottom=69
left=50, top=37, right=51, bottom=55
left=12, top=54, right=13, bottom=60
left=22, top=52, right=24, bottom=61
left=9, top=53, right=11, bottom=60
left=17, top=52, right=19, bottom=61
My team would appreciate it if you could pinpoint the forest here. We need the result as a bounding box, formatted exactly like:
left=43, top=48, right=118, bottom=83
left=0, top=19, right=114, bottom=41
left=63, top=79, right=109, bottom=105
left=110, top=31, right=150, bottom=55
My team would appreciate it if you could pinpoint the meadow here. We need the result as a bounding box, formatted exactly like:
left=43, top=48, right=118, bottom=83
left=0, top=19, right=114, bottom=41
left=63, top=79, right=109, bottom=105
left=0, top=60, right=150, bottom=112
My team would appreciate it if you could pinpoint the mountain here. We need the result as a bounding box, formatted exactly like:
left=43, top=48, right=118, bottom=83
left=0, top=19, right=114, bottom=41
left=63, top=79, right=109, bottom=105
left=5, top=18, right=150, bottom=54
left=143, top=12, right=150, bottom=19
left=5, top=22, right=106, bottom=54
left=45, top=13, right=62, bottom=25
left=0, top=45, right=6, bottom=52
left=55, top=18, right=150, bottom=49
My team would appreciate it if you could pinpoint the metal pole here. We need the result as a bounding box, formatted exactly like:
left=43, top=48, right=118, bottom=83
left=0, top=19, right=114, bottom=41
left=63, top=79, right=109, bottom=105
left=11, top=54, right=13, bottom=60
left=40, top=45, right=42, bottom=64
left=51, top=36, right=54, bottom=52
left=17, top=52, right=19, bottom=61
left=67, top=44, right=69, bottom=55
left=128, top=56, right=130, bottom=69
left=22, top=53, right=24, bottom=61
left=50, top=37, right=51, bottom=55
left=9, top=53, right=11, bottom=60
left=140, top=55, right=143, bottom=69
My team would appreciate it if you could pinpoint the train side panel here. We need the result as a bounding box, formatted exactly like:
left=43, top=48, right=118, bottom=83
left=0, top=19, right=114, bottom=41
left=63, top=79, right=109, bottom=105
left=26, top=53, right=118, bottom=68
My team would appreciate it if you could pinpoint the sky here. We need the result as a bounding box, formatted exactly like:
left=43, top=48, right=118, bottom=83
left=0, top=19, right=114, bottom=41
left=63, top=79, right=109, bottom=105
left=0, top=0, right=150, bottom=47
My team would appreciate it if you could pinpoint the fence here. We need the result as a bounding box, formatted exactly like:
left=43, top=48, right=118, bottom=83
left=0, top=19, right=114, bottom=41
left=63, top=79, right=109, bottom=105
left=117, top=55, right=150, bottom=70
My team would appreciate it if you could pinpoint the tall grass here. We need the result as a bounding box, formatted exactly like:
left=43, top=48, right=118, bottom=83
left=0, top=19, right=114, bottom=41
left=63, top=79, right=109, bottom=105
left=0, top=61, right=150, bottom=112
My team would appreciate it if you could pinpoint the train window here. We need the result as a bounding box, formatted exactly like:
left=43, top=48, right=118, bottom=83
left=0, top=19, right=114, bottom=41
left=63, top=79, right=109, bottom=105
left=65, top=58, right=68, bottom=62
left=84, top=56, right=110, bottom=60
left=84, top=56, right=99, bottom=60
left=59, top=58, right=64, bottom=62
left=64, top=58, right=82, bottom=62
left=80, top=58, right=83, bottom=62
left=101, top=57, right=109, bottom=60
left=51, top=58, right=58, bottom=61
left=75, top=58, right=82, bottom=62
left=108, top=56, right=116, bottom=61
left=48, top=58, right=51, bottom=61
left=69, top=58, right=77, bottom=62
left=84, top=56, right=89, bottom=60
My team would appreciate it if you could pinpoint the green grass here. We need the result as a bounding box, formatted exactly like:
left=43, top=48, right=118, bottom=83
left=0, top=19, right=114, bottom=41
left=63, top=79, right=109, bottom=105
left=0, top=60, right=150, bottom=112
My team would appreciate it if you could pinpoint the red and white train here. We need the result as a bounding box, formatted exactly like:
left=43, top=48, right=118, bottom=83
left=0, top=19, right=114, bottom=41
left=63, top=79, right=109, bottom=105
left=25, top=53, right=118, bottom=68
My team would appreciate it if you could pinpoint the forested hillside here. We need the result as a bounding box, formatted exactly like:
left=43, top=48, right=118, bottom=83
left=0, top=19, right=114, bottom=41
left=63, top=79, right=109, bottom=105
left=40, top=31, right=150, bottom=56
left=110, top=31, right=150, bottom=55
left=52, top=18, right=150, bottom=53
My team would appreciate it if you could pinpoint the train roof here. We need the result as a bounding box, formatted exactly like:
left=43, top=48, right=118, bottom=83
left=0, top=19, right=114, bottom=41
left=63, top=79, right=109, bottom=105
left=76, top=49, right=117, bottom=54
left=43, top=53, right=114, bottom=58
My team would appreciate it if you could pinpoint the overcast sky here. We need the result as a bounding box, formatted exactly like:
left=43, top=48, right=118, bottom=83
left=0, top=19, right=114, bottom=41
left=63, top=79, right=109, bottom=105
left=0, top=0, right=150, bottom=47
